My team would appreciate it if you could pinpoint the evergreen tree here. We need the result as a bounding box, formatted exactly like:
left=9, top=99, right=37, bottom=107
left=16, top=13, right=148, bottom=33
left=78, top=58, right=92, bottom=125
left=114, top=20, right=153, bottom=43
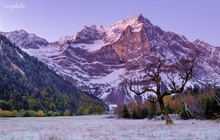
left=122, top=105, right=130, bottom=118
left=203, top=97, right=214, bottom=119
left=149, top=103, right=156, bottom=119
left=139, top=107, right=149, bottom=119
left=132, top=109, right=139, bottom=119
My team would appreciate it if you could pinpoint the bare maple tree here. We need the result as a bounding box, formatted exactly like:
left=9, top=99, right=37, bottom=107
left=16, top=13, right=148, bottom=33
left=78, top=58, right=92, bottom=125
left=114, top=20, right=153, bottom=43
left=177, top=90, right=203, bottom=118
left=129, top=57, right=196, bottom=124
left=203, top=85, right=220, bottom=107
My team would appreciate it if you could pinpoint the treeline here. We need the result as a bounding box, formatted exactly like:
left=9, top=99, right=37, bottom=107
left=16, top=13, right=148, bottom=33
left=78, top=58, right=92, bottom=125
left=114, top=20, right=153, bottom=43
left=77, top=105, right=104, bottom=115
left=0, top=34, right=105, bottom=116
left=0, top=104, right=104, bottom=117
left=115, top=101, right=157, bottom=119
left=116, top=86, right=220, bottom=120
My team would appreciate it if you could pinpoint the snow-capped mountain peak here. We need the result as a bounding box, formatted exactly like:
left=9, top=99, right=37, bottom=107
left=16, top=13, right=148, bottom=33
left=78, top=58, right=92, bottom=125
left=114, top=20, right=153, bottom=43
left=57, top=14, right=151, bottom=50
left=67, top=14, right=150, bottom=46
left=2, top=29, right=49, bottom=49
left=104, top=14, right=149, bottom=44
left=1, top=14, right=220, bottom=104
left=57, top=35, right=75, bottom=45
left=73, top=24, right=105, bottom=44
left=193, top=39, right=216, bottom=48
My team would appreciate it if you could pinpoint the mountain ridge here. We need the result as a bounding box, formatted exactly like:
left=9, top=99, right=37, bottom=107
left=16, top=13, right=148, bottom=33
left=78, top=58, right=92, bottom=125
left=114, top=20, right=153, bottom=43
left=1, top=14, right=220, bottom=104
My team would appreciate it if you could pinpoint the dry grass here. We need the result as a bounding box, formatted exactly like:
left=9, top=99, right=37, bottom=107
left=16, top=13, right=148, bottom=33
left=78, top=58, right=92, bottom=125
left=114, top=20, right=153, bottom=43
left=0, top=115, right=220, bottom=140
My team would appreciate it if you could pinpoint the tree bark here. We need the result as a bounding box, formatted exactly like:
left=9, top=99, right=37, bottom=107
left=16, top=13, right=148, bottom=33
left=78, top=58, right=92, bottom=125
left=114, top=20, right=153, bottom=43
left=158, top=98, right=173, bottom=124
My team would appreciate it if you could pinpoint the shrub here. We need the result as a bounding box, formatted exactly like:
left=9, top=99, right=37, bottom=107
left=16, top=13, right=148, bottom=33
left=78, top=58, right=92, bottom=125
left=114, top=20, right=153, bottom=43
left=114, top=104, right=124, bottom=117
left=37, top=110, right=44, bottom=117
left=52, top=112, right=59, bottom=116
left=12, top=110, right=18, bottom=117
left=165, top=104, right=174, bottom=114
left=96, top=105, right=104, bottom=115
left=47, top=111, right=53, bottom=116
left=77, top=106, right=85, bottom=115
left=156, top=112, right=162, bottom=116
left=84, top=106, right=94, bottom=115
left=28, top=110, right=37, bottom=117
left=64, top=109, right=70, bottom=116
left=18, top=109, right=28, bottom=117
left=0, top=110, right=14, bottom=117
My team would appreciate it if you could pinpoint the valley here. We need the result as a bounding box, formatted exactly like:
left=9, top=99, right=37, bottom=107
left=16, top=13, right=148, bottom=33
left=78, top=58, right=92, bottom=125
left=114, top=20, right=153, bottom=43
left=1, top=1, right=220, bottom=140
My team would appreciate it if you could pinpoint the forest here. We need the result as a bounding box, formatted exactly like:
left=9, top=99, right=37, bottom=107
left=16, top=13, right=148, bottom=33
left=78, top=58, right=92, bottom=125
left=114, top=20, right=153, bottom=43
left=0, top=34, right=105, bottom=117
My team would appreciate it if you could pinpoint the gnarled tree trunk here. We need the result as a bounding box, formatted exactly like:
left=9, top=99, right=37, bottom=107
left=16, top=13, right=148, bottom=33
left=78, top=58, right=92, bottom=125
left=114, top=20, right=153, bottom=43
left=158, top=98, right=173, bottom=124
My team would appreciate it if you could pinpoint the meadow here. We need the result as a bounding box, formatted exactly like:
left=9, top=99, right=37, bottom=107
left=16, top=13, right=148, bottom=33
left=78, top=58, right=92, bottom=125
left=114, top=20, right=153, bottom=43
left=0, top=115, right=220, bottom=140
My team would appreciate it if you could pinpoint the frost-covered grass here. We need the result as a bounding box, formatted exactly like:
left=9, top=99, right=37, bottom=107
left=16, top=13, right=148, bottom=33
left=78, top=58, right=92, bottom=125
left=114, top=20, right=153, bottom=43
left=0, top=115, right=220, bottom=140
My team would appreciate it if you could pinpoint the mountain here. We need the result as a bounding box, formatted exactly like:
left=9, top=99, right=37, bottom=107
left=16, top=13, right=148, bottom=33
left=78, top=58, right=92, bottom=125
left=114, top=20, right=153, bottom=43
left=0, top=34, right=105, bottom=113
left=2, top=14, right=220, bottom=104
left=193, top=39, right=220, bottom=84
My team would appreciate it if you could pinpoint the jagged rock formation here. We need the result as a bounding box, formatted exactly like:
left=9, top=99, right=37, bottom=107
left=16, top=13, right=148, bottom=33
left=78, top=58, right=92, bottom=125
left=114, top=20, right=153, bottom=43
left=1, top=14, right=220, bottom=104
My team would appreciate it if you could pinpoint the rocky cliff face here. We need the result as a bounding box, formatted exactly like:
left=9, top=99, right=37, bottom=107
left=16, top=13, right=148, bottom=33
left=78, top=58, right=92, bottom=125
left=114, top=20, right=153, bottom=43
left=193, top=39, right=220, bottom=84
left=2, top=14, right=220, bottom=104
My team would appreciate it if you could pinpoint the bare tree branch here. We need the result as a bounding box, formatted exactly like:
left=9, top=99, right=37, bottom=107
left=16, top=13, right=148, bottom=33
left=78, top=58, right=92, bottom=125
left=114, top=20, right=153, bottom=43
left=129, top=81, right=156, bottom=95
left=144, top=97, right=159, bottom=104
left=160, top=58, right=195, bottom=98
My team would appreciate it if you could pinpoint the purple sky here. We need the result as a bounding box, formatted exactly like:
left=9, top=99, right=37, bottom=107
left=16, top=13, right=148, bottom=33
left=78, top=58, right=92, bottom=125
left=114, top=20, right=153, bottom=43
left=1, top=0, right=220, bottom=46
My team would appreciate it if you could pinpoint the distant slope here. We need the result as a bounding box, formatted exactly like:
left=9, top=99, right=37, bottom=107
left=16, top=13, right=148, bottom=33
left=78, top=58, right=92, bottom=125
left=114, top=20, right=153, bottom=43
left=0, top=34, right=105, bottom=113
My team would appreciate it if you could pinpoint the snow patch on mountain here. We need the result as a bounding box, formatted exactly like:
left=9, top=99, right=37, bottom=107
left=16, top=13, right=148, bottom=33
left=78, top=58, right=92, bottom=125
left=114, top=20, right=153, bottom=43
left=90, top=68, right=125, bottom=85
left=71, top=39, right=108, bottom=52
left=21, top=44, right=59, bottom=58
